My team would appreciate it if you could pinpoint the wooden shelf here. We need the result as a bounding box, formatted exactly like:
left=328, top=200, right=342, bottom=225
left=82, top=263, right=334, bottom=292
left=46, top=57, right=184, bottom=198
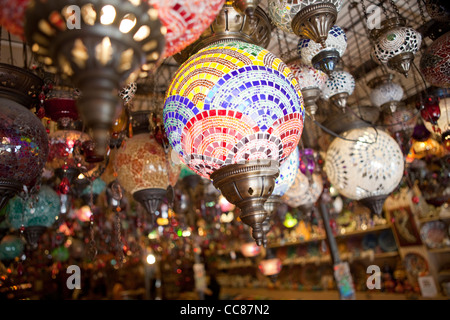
left=428, top=247, right=450, bottom=254
left=438, top=270, right=450, bottom=277
left=334, top=224, right=392, bottom=239
left=268, top=236, right=326, bottom=249
left=419, top=215, right=450, bottom=223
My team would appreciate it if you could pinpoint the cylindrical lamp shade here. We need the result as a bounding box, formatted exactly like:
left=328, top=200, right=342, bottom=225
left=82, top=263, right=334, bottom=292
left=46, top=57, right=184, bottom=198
left=164, top=40, right=304, bottom=179
left=281, top=171, right=323, bottom=208
left=272, top=146, right=300, bottom=197
left=325, top=128, right=404, bottom=201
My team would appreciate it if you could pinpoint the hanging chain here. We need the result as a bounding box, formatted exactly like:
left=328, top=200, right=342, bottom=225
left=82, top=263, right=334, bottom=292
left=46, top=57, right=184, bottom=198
left=416, top=0, right=427, bottom=25
left=389, top=0, right=402, bottom=19
left=87, top=182, right=97, bottom=261
left=115, top=206, right=124, bottom=267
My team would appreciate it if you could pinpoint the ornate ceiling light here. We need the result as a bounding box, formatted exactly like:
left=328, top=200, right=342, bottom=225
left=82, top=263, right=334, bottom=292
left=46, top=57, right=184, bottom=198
left=268, top=0, right=344, bottom=46
left=24, top=0, right=166, bottom=156
left=287, top=60, right=328, bottom=118
left=325, top=128, right=404, bottom=215
left=173, top=1, right=272, bottom=64
left=164, top=40, right=304, bottom=245
left=321, top=70, right=355, bottom=112
left=420, top=31, right=450, bottom=88
left=297, top=25, right=347, bottom=75
left=371, top=17, right=422, bottom=77
left=367, top=73, right=404, bottom=113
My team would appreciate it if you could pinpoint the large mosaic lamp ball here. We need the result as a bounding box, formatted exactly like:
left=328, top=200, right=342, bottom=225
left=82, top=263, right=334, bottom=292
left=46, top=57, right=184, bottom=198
left=0, top=98, right=49, bottom=211
left=267, top=0, right=344, bottom=46
left=164, top=40, right=304, bottom=245
left=287, top=61, right=327, bottom=118
left=420, top=31, right=450, bottom=88
left=322, top=70, right=355, bottom=112
left=324, top=128, right=404, bottom=215
left=297, top=25, right=347, bottom=75
left=371, top=18, right=422, bottom=77
left=6, top=185, right=60, bottom=248
left=115, top=133, right=180, bottom=218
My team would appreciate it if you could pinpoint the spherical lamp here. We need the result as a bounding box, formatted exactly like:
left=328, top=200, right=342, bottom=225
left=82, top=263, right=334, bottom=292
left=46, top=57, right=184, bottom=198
left=6, top=185, right=61, bottom=248
left=164, top=40, right=304, bottom=245
left=0, top=98, right=49, bottom=210
left=371, top=18, right=422, bottom=77
left=268, top=0, right=344, bottom=46
left=420, top=31, right=450, bottom=88
left=287, top=61, right=328, bottom=118
left=281, top=171, right=323, bottom=208
left=297, top=25, right=347, bottom=75
left=0, top=235, right=24, bottom=262
left=324, top=128, right=404, bottom=215
left=322, top=70, right=355, bottom=111
left=367, top=73, right=404, bottom=113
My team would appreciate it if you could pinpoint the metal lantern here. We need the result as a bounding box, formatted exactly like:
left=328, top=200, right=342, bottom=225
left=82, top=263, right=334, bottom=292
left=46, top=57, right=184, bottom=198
left=371, top=18, right=422, bottom=77
left=287, top=60, right=328, bottom=118
left=297, top=25, right=347, bottom=75
left=321, top=70, right=355, bottom=111
left=367, top=73, right=404, bottom=113
left=25, top=0, right=166, bottom=155
left=267, top=0, right=344, bottom=46
left=324, top=128, right=404, bottom=215
left=420, top=31, right=450, bottom=88
left=164, top=40, right=304, bottom=245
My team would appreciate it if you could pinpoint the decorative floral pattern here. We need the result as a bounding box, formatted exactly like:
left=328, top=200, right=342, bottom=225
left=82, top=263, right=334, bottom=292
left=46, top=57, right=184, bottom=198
left=164, top=40, right=304, bottom=179
left=272, top=146, right=299, bottom=197
left=324, top=128, right=404, bottom=200
left=297, top=25, right=347, bottom=66
left=420, top=31, right=450, bottom=88
left=268, top=0, right=343, bottom=34
left=321, top=70, right=355, bottom=100
left=287, top=61, right=328, bottom=90
left=281, top=172, right=323, bottom=208
left=114, top=133, right=180, bottom=195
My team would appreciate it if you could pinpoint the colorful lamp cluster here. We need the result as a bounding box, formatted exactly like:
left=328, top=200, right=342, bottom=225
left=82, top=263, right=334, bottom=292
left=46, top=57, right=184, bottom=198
left=164, top=40, right=304, bottom=179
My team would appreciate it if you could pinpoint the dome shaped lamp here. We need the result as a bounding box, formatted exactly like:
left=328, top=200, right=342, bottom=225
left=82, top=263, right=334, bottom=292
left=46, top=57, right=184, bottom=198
left=322, top=70, right=355, bottom=112
left=115, top=111, right=180, bottom=221
left=25, top=0, right=166, bottom=156
left=164, top=41, right=304, bottom=245
left=297, top=25, right=347, bottom=75
left=268, top=0, right=344, bottom=47
left=325, top=128, right=404, bottom=215
left=371, top=17, right=422, bottom=77
left=367, top=73, right=404, bottom=113
left=287, top=61, right=328, bottom=119
left=420, top=31, right=450, bottom=88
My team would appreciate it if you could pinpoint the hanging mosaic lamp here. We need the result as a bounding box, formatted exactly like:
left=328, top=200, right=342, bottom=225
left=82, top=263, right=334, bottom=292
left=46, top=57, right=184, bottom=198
left=24, top=0, right=166, bottom=156
left=262, top=146, right=300, bottom=243
left=6, top=185, right=60, bottom=248
left=173, top=1, right=272, bottom=64
left=423, top=97, right=450, bottom=150
left=324, top=128, right=404, bottom=215
left=287, top=60, right=328, bottom=118
left=267, top=0, right=344, bottom=46
left=43, top=87, right=79, bottom=127
left=321, top=70, right=355, bottom=112
left=420, top=31, right=450, bottom=88
left=164, top=40, right=304, bottom=245
left=297, top=25, right=347, bottom=75
left=0, top=235, right=24, bottom=262
left=115, top=127, right=180, bottom=220
left=367, top=73, right=404, bottom=113
left=371, top=17, right=422, bottom=77
left=421, top=97, right=441, bottom=127
left=281, top=171, right=323, bottom=208
left=258, top=249, right=282, bottom=282
left=0, top=98, right=49, bottom=211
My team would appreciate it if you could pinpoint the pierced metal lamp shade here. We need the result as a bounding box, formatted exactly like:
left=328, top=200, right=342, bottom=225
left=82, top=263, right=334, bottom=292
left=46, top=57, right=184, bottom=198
left=420, top=31, right=450, bottom=88
left=281, top=171, right=323, bottom=208
left=324, top=128, right=404, bottom=215
left=371, top=18, right=422, bottom=77
left=321, top=70, right=355, bottom=111
left=297, top=25, right=347, bottom=75
left=368, top=74, right=404, bottom=113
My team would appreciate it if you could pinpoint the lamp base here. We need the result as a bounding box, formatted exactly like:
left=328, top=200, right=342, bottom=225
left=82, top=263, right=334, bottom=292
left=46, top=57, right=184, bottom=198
left=0, top=179, right=22, bottom=211
left=292, top=3, right=338, bottom=47
left=25, top=226, right=47, bottom=249
left=312, top=49, right=340, bottom=75
left=302, top=87, right=322, bottom=119
left=359, top=195, right=388, bottom=216
left=330, top=92, right=349, bottom=112
left=211, top=160, right=279, bottom=246
left=133, top=188, right=167, bottom=223
left=387, top=52, right=415, bottom=78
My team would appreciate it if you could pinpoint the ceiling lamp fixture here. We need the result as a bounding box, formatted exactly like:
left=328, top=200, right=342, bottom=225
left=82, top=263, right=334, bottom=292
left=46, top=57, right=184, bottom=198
left=420, top=31, right=450, bottom=88
left=297, top=25, right=347, bottom=75
left=281, top=170, right=323, bottom=209
left=321, top=70, right=355, bottom=112
left=25, top=0, right=166, bottom=156
left=164, top=41, right=304, bottom=246
left=173, top=1, right=272, bottom=64
left=367, top=73, right=404, bottom=113
left=371, top=17, right=422, bottom=77
left=268, top=0, right=344, bottom=46
left=325, top=128, right=404, bottom=215
left=287, top=60, right=328, bottom=119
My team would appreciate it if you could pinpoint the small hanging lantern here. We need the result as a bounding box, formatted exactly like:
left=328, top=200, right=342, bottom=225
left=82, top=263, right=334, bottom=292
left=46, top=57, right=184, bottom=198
left=367, top=73, right=404, bottom=113
left=322, top=70, right=355, bottom=112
